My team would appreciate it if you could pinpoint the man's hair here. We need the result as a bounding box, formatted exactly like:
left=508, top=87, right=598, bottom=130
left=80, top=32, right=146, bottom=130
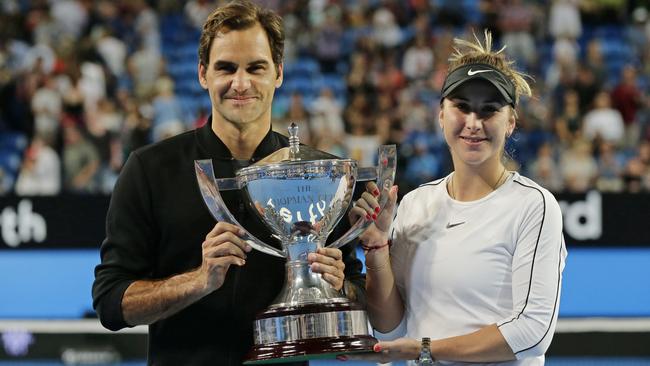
left=198, top=0, right=284, bottom=76
left=448, top=30, right=532, bottom=106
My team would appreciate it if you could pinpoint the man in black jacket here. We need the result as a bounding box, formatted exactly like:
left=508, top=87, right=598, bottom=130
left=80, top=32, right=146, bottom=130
left=91, top=1, right=365, bottom=365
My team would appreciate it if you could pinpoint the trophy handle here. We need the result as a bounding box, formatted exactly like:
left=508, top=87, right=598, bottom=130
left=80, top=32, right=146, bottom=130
left=326, top=144, right=397, bottom=249
left=194, top=160, right=286, bottom=258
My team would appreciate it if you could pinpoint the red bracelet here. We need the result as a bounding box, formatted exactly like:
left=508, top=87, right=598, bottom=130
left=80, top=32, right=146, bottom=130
left=360, top=239, right=391, bottom=251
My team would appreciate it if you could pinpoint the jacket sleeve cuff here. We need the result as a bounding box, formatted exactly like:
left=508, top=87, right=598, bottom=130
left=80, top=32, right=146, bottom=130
left=96, top=280, right=136, bottom=331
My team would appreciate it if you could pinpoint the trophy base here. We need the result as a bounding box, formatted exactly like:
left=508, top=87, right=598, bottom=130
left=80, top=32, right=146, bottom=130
left=245, top=301, right=377, bottom=364
left=243, top=335, right=376, bottom=364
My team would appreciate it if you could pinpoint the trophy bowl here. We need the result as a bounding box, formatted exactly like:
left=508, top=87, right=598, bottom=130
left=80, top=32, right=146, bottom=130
left=194, top=123, right=396, bottom=364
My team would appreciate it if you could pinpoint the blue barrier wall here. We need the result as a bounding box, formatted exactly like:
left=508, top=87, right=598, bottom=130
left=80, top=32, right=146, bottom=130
left=1, top=247, right=649, bottom=318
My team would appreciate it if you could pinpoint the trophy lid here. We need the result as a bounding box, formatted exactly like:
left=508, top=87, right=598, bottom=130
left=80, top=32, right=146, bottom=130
left=250, top=122, right=340, bottom=166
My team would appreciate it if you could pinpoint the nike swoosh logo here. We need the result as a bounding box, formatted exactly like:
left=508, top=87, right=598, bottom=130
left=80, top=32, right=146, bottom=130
left=446, top=221, right=466, bottom=229
left=467, top=69, right=493, bottom=76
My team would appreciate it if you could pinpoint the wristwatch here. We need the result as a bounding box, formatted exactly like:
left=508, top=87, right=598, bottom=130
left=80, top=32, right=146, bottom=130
left=417, top=337, right=435, bottom=365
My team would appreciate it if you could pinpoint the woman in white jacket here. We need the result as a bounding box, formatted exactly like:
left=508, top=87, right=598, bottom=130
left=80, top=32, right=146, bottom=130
left=346, top=30, right=567, bottom=365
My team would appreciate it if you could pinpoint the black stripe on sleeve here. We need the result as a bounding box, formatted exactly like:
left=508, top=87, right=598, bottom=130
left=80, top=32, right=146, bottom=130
left=496, top=181, right=562, bottom=354
left=498, top=181, right=546, bottom=327
left=513, top=232, right=564, bottom=354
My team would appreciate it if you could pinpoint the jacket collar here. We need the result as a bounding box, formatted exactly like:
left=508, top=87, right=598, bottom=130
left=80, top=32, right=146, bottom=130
left=196, top=116, right=287, bottom=162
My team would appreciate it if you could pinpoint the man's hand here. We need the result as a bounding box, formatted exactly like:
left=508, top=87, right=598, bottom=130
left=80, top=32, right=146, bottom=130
left=121, top=221, right=252, bottom=326
left=308, top=247, right=345, bottom=291
left=197, top=222, right=252, bottom=292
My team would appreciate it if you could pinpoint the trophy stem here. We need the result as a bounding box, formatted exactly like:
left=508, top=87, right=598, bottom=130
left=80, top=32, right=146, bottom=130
left=269, top=241, right=344, bottom=309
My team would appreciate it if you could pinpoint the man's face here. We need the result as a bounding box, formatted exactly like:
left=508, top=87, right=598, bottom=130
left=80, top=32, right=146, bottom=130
left=199, top=23, right=283, bottom=129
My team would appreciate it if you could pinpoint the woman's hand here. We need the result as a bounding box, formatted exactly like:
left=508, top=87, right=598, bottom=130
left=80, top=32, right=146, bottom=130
left=337, top=338, right=420, bottom=363
left=349, top=182, right=398, bottom=251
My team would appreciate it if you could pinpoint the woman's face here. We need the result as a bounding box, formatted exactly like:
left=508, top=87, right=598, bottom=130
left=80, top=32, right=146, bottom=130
left=438, top=79, right=515, bottom=168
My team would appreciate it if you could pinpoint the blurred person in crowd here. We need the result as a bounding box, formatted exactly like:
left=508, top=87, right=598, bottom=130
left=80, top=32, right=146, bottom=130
left=50, top=0, right=89, bottom=41
left=151, top=76, right=185, bottom=142
left=344, top=91, right=373, bottom=135
left=24, top=41, right=56, bottom=76
left=375, top=53, right=407, bottom=97
left=498, top=0, right=537, bottom=69
left=274, top=92, right=312, bottom=145
left=573, top=64, right=600, bottom=116
left=584, top=39, right=607, bottom=86
left=623, top=141, right=650, bottom=192
left=399, top=94, right=431, bottom=133
left=185, top=0, right=215, bottom=30
left=640, top=142, right=650, bottom=187
left=641, top=43, right=650, bottom=81
left=595, top=140, right=624, bottom=192
left=622, top=154, right=648, bottom=193
left=611, top=65, right=643, bottom=147
left=0, top=168, right=11, bottom=195
left=545, top=36, right=578, bottom=91
left=402, top=34, right=434, bottom=81
left=560, top=138, right=598, bottom=193
left=78, top=56, right=107, bottom=115
left=580, top=0, right=626, bottom=24
left=627, top=7, right=649, bottom=61
left=61, top=65, right=85, bottom=122
left=31, top=75, right=62, bottom=145
left=374, top=113, right=393, bottom=145
left=371, top=6, right=401, bottom=49
left=528, top=141, right=563, bottom=192
left=311, top=87, right=344, bottom=139
left=279, top=4, right=311, bottom=62
left=344, top=131, right=381, bottom=167
left=92, top=2, right=365, bottom=365
left=638, top=96, right=650, bottom=142
left=403, top=135, right=441, bottom=188
left=435, top=0, right=466, bottom=28
left=313, top=8, right=343, bottom=74
left=87, top=98, right=123, bottom=193
left=347, top=30, right=566, bottom=365
left=0, top=66, right=34, bottom=137
left=120, top=98, right=151, bottom=156
left=14, top=136, right=61, bottom=196
left=343, top=91, right=380, bottom=166
left=582, top=90, right=625, bottom=145
left=94, top=27, right=127, bottom=79
left=62, top=123, right=100, bottom=193
left=30, top=4, right=66, bottom=48
left=278, top=10, right=299, bottom=63
left=372, top=93, right=394, bottom=128
left=132, top=0, right=161, bottom=55
left=548, top=0, right=582, bottom=40
left=555, top=89, right=582, bottom=145
left=127, top=40, right=163, bottom=99
left=313, top=128, right=346, bottom=158
left=346, top=52, right=373, bottom=96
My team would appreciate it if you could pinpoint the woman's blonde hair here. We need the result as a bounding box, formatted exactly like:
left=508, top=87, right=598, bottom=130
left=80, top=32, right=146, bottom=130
left=448, top=29, right=532, bottom=105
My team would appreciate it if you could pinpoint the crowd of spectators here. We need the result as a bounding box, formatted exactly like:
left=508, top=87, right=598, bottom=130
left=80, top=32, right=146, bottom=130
left=1, top=0, right=650, bottom=197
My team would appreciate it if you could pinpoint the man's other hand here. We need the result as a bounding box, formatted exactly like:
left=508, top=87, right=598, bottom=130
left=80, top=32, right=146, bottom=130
left=307, top=247, right=345, bottom=290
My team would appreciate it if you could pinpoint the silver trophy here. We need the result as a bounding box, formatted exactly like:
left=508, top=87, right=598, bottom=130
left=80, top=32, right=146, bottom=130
left=195, top=123, right=396, bottom=364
